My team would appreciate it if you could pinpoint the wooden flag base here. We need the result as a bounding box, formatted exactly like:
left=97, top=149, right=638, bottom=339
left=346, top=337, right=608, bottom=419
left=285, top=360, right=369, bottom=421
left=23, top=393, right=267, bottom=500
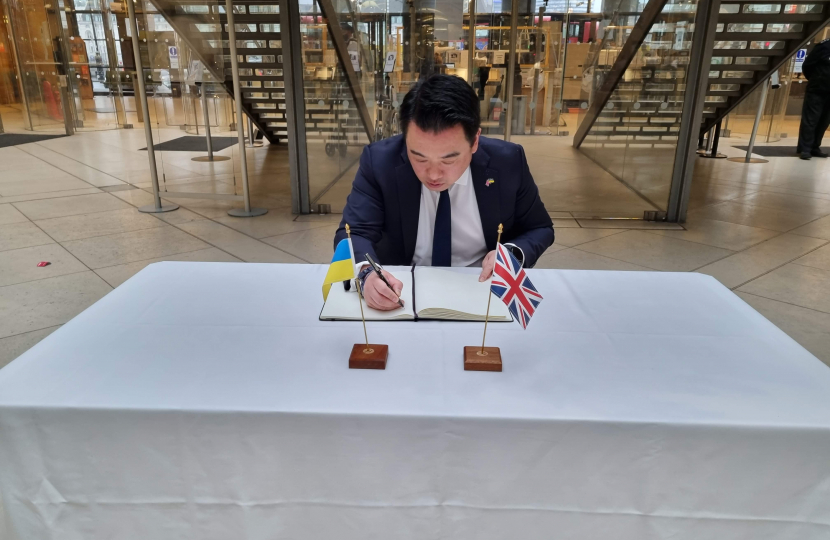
left=464, top=346, right=502, bottom=372
left=349, top=344, right=388, bottom=370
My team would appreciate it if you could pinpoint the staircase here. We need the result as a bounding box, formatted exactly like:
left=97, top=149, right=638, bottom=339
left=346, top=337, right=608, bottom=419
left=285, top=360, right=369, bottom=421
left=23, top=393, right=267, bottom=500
left=574, top=0, right=830, bottom=148
left=147, top=0, right=370, bottom=148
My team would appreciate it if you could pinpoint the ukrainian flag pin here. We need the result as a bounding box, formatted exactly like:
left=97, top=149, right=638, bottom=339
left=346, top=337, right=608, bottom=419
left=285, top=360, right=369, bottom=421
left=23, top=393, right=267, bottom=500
left=486, top=178, right=495, bottom=187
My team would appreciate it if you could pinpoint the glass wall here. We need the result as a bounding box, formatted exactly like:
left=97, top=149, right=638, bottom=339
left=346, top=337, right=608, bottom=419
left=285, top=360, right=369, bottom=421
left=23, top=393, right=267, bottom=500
left=298, top=0, right=371, bottom=212
left=288, top=0, right=669, bottom=218
left=0, top=0, right=236, bottom=134
left=576, top=0, right=698, bottom=214
left=722, top=65, right=791, bottom=143
left=4, top=0, right=70, bottom=132
left=0, top=0, right=26, bottom=131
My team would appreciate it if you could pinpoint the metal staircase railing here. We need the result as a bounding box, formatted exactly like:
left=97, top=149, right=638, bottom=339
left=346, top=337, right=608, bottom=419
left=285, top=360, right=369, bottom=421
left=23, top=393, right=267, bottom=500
left=701, top=4, right=830, bottom=133
left=146, top=0, right=373, bottom=145
left=573, top=0, right=670, bottom=148
left=574, top=0, right=830, bottom=148
left=147, top=0, right=284, bottom=143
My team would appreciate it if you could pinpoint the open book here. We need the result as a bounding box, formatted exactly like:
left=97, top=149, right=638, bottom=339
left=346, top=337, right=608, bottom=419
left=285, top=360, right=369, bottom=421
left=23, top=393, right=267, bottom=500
left=320, top=266, right=512, bottom=322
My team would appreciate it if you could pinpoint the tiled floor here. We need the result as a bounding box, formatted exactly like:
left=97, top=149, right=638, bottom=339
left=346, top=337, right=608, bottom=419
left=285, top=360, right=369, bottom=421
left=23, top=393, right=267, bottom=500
left=2, top=128, right=830, bottom=371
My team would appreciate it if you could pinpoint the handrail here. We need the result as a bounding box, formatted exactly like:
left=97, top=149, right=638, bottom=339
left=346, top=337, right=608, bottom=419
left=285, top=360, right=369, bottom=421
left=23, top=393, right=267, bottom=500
left=699, top=13, right=830, bottom=135
left=572, top=0, right=669, bottom=148
left=143, top=0, right=278, bottom=143
left=316, top=0, right=375, bottom=143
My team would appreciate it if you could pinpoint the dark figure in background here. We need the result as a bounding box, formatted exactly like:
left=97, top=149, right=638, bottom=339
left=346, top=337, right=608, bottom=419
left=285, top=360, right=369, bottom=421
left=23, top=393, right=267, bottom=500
left=798, top=38, right=830, bottom=160
left=477, top=65, right=490, bottom=100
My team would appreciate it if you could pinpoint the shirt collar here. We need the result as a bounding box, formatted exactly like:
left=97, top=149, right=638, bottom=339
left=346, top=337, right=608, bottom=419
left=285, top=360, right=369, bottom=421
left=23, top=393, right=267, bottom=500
left=453, top=166, right=472, bottom=188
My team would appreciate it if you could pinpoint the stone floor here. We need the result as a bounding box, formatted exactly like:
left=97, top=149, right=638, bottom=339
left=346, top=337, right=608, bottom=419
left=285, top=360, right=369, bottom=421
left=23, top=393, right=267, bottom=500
left=2, top=127, right=830, bottom=369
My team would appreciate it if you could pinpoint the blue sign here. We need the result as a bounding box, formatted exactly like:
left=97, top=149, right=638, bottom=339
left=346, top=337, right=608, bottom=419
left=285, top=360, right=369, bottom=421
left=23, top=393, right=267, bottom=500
left=795, top=48, right=807, bottom=73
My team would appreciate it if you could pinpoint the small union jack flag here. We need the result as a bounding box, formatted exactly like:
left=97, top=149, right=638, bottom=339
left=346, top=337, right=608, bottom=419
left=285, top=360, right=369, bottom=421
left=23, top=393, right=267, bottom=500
left=491, top=243, right=544, bottom=329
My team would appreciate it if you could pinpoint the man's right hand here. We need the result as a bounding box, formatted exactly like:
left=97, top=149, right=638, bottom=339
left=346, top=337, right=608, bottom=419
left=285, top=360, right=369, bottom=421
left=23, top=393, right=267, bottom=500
left=362, top=270, right=404, bottom=311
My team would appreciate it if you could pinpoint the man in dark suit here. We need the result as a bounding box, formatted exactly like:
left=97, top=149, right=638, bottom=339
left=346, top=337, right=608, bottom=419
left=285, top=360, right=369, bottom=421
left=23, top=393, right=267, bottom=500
left=798, top=38, right=830, bottom=160
left=335, top=75, right=554, bottom=310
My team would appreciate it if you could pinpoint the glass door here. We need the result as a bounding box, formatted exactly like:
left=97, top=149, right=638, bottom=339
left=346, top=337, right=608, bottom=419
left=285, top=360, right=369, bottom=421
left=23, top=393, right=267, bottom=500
left=4, top=0, right=72, bottom=132
left=59, top=0, right=126, bottom=130
left=2, top=0, right=130, bottom=132
left=0, top=0, right=26, bottom=132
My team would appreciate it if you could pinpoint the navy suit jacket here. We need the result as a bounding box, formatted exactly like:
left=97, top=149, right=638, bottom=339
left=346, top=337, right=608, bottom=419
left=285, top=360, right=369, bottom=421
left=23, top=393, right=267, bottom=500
left=335, top=135, right=554, bottom=268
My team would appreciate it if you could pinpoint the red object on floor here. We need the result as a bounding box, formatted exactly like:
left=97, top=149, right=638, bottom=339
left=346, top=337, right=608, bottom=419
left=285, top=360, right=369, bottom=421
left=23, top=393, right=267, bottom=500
left=42, top=80, right=62, bottom=121
left=37, top=262, right=51, bottom=267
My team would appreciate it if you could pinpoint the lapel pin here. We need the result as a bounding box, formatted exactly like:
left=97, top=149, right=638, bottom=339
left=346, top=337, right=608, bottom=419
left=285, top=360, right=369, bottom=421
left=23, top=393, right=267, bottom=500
left=486, top=178, right=495, bottom=187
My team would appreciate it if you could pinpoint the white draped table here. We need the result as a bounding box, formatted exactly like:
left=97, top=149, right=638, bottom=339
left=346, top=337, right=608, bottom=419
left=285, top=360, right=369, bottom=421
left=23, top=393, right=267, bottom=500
left=1, top=262, right=830, bottom=539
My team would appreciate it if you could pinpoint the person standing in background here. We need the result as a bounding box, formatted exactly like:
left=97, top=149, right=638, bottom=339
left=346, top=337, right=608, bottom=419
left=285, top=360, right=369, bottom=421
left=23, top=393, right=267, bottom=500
left=797, top=38, right=830, bottom=160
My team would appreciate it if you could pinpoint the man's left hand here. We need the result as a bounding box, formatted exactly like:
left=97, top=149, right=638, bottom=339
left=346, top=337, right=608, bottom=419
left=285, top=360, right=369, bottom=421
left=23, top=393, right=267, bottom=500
left=479, top=250, right=497, bottom=282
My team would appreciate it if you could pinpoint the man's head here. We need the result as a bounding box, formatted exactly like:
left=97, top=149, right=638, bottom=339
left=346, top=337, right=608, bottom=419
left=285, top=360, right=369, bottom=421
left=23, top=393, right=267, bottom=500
left=400, top=75, right=481, bottom=192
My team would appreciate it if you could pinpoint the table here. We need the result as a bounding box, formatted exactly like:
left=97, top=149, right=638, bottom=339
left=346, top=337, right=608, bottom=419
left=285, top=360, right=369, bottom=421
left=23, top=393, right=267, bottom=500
left=2, top=262, right=830, bottom=539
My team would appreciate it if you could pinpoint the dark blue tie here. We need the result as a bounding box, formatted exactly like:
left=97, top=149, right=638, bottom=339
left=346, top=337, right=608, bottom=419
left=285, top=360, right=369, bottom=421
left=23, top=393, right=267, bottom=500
left=432, top=189, right=451, bottom=266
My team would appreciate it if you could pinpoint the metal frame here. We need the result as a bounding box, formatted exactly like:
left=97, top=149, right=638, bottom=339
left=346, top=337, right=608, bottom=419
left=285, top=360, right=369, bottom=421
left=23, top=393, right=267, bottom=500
left=529, top=4, right=544, bottom=135
left=503, top=0, right=521, bottom=142
left=467, top=0, right=476, bottom=85
left=666, top=0, right=722, bottom=223
left=99, top=5, right=128, bottom=128
left=53, top=0, right=83, bottom=129
left=572, top=0, right=670, bottom=148
left=126, top=0, right=179, bottom=214
left=279, top=0, right=310, bottom=214
left=225, top=0, right=267, bottom=218
left=316, top=0, right=374, bottom=143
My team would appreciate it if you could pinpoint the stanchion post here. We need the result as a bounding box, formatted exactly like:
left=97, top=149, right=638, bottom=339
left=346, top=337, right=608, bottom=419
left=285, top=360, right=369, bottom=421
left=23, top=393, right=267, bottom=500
left=727, top=79, right=769, bottom=164
left=127, top=0, right=178, bottom=214
left=58, top=75, right=74, bottom=136
left=202, top=84, right=213, bottom=159
left=700, top=119, right=726, bottom=159
left=192, top=83, right=230, bottom=162
left=745, top=79, right=768, bottom=163
left=225, top=0, right=267, bottom=218
left=245, top=116, right=263, bottom=148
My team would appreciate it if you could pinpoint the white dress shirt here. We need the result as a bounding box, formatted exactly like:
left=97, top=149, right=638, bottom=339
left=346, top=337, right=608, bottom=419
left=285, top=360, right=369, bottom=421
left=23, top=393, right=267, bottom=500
left=412, top=166, right=488, bottom=267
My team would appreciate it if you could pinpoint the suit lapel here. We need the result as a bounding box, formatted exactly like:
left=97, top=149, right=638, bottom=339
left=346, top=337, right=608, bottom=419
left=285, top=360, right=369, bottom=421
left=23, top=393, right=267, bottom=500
left=396, top=147, right=421, bottom=263
left=471, top=146, right=500, bottom=250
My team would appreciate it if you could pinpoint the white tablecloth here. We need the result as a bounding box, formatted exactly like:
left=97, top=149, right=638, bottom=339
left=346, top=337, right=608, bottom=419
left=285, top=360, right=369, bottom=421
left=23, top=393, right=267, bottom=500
left=2, top=262, right=830, bottom=539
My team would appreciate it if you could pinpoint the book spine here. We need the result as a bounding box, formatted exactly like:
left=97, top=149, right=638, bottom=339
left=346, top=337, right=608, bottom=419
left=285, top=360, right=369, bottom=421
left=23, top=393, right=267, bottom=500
left=411, top=264, right=418, bottom=322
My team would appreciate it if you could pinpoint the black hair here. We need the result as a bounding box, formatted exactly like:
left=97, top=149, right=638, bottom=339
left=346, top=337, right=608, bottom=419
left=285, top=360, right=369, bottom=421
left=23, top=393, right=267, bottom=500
left=399, top=75, right=480, bottom=145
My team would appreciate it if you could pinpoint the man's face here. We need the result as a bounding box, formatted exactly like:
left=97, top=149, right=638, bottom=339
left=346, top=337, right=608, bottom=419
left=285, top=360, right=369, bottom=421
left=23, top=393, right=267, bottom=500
left=405, top=124, right=480, bottom=192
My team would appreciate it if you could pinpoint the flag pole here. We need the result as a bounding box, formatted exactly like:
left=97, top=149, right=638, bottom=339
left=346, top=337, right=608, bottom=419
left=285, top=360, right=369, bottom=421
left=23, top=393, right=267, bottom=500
left=345, top=224, right=389, bottom=369
left=355, top=279, right=370, bottom=350
left=481, top=223, right=503, bottom=354
left=346, top=224, right=370, bottom=351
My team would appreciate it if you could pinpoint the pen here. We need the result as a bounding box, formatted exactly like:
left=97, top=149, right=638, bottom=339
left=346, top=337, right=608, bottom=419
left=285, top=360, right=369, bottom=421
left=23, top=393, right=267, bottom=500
left=365, top=253, right=404, bottom=308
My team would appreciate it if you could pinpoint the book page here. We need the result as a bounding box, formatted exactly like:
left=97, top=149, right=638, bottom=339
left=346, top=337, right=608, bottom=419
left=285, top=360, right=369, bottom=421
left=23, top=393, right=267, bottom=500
left=320, top=266, right=415, bottom=321
left=414, top=267, right=511, bottom=321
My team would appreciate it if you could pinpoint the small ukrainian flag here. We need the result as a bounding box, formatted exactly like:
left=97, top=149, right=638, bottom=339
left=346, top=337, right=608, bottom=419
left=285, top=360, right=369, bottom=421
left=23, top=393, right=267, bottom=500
left=322, top=237, right=356, bottom=300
